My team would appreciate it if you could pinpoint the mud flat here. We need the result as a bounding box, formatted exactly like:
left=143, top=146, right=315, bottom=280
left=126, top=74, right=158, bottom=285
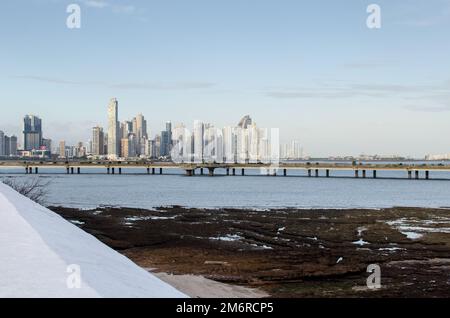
left=50, top=206, right=450, bottom=298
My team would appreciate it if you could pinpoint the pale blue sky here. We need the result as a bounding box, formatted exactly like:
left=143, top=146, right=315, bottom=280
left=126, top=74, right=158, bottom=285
left=1, top=0, right=450, bottom=157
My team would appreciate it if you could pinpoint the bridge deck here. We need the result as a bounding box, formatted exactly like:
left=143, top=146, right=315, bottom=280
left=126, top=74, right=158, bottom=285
left=0, top=161, right=449, bottom=171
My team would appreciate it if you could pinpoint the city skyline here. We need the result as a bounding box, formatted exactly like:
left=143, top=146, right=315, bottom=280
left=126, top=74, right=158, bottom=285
left=1, top=102, right=449, bottom=159
left=0, top=101, right=304, bottom=162
left=1, top=1, right=450, bottom=156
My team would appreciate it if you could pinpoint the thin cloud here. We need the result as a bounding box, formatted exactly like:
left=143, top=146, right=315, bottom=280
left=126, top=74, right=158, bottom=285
left=395, top=0, right=450, bottom=27
left=11, top=75, right=103, bottom=86
left=110, top=82, right=216, bottom=90
left=265, top=82, right=450, bottom=100
left=12, top=75, right=83, bottom=85
left=266, top=90, right=358, bottom=99
left=404, top=104, right=450, bottom=112
left=82, top=0, right=138, bottom=15
left=83, top=1, right=108, bottom=9
left=11, top=75, right=215, bottom=91
left=111, top=5, right=136, bottom=14
left=350, top=83, right=430, bottom=93
left=342, top=62, right=388, bottom=70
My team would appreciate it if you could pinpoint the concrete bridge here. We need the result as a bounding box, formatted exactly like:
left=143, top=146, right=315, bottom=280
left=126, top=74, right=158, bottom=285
left=1, top=160, right=450, bottom=180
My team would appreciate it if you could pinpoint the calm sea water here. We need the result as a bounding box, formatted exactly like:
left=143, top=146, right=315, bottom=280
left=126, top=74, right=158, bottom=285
left=2, top=166, right=450, bottom=209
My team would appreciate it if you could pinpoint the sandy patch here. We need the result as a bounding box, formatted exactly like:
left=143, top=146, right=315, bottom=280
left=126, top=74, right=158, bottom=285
left=150, top=271, right=269, bottom=299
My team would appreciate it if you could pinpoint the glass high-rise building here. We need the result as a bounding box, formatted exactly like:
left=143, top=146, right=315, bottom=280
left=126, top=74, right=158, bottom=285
left=160, top=121, right=172, bottom=157
left=131, top=114, right=147, bottom=156
left=9, top=136, right=18, bottom=156
left=193, top=121, right=204, bottom=163
left=0, top=131, right=4, bottom=156
left=134, top=114, right=148, bottom=140
left=92, top=126, right=105, bottom=156
left=23, top=115, right=42, bottom=151
left=121, top=121, right=132, bottom=139
left=165, top=121, right=172, bottom=141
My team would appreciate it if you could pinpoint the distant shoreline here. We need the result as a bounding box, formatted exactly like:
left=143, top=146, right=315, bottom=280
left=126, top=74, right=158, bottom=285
left=47, top=204, right=450, bottom=213
left=51, top=205, right=450, bottom=298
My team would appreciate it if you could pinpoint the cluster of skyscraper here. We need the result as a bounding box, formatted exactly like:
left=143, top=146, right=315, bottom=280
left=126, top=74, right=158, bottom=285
left=58, top=141, right=87, bottom=159
left=0, top=131, right=18, bottom=158
left=170, top=115, right=282, bottom=164
left=22, top=115, right=52, bottom=157
left=280, top=140, right=303, bottom=160
left=0, top=115, right=52, bottom=158
left=55, top=99, right=172, bottom=160
left=1, top=99, right=303, bottom=161
left=101, top=98, right=172, bottom=160
left=102, top=99, right=287, bottom=163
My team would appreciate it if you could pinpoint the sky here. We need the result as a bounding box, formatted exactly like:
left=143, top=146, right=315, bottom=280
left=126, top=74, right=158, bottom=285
left=1, top=0, right=450, bottom=157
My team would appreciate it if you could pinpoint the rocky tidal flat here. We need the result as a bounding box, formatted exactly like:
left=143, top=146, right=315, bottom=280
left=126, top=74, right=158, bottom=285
left=50, top=206, right=450, bottom=298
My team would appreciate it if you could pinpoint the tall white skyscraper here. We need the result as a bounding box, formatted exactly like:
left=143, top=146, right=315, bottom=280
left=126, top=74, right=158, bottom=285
left=289, top=140, right=302, bottom=159
left=203, top=125, right=223, bottom=163
left=258, top=128, right=270, bottom=163
left=107, top=98, right=120, bottom=159
left=222, top=126, right=236, bottom=163
left=280, top=140, right=302, bottom=160
left=235, top=127, right=249, bottom=163
left=171, top=123, right=192, bottom=163
left=248, top=123, right=259, bottom=163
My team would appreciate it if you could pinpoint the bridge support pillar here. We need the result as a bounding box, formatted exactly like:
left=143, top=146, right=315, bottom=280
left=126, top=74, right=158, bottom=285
left=107, top=167, right=110, bottom=174
left=185, top=169, right=193, bottom=177
left=408, top=171, right=412, bottom=179
left=226, top=168, right=230, bottom=176
left=284, top=169, right=287, bottom=176
left=315, top=169, right=319, bottom=177
left=326, top=169, right=330, bottom=178
left=35, top=167, right=38, bottom=174
left=71, top=167, right=74, bottom=175
left=208, top=168, right=215, bottom=177
left=25, top=167, right=29, bottom=174
left=152, top=168, right=155, bottom=175
left=373, top=170, right=377, bottom=179
left=147, top=168, right=150, bottom=174
left=425, top=171, right=429, bottom=180
left=119, top=168, right=122, bottom=175
left=200, top=168, right=204, bottom=175
left=160, top=168, right=163, bottom=175
left=362, top=170, right=366, bottom=178
left=112, top=168, right=115, bottom=175
left=241, top=169, right=245, bottom=176
left=355, top=170, right=359, bottom=178
left=232, top=168, right=236, bottom=176
left=415, top=171, right=419, bottom=180
left=77, top=167, right=81, bottom=174
left=308, top=169, right=312, bottom=177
